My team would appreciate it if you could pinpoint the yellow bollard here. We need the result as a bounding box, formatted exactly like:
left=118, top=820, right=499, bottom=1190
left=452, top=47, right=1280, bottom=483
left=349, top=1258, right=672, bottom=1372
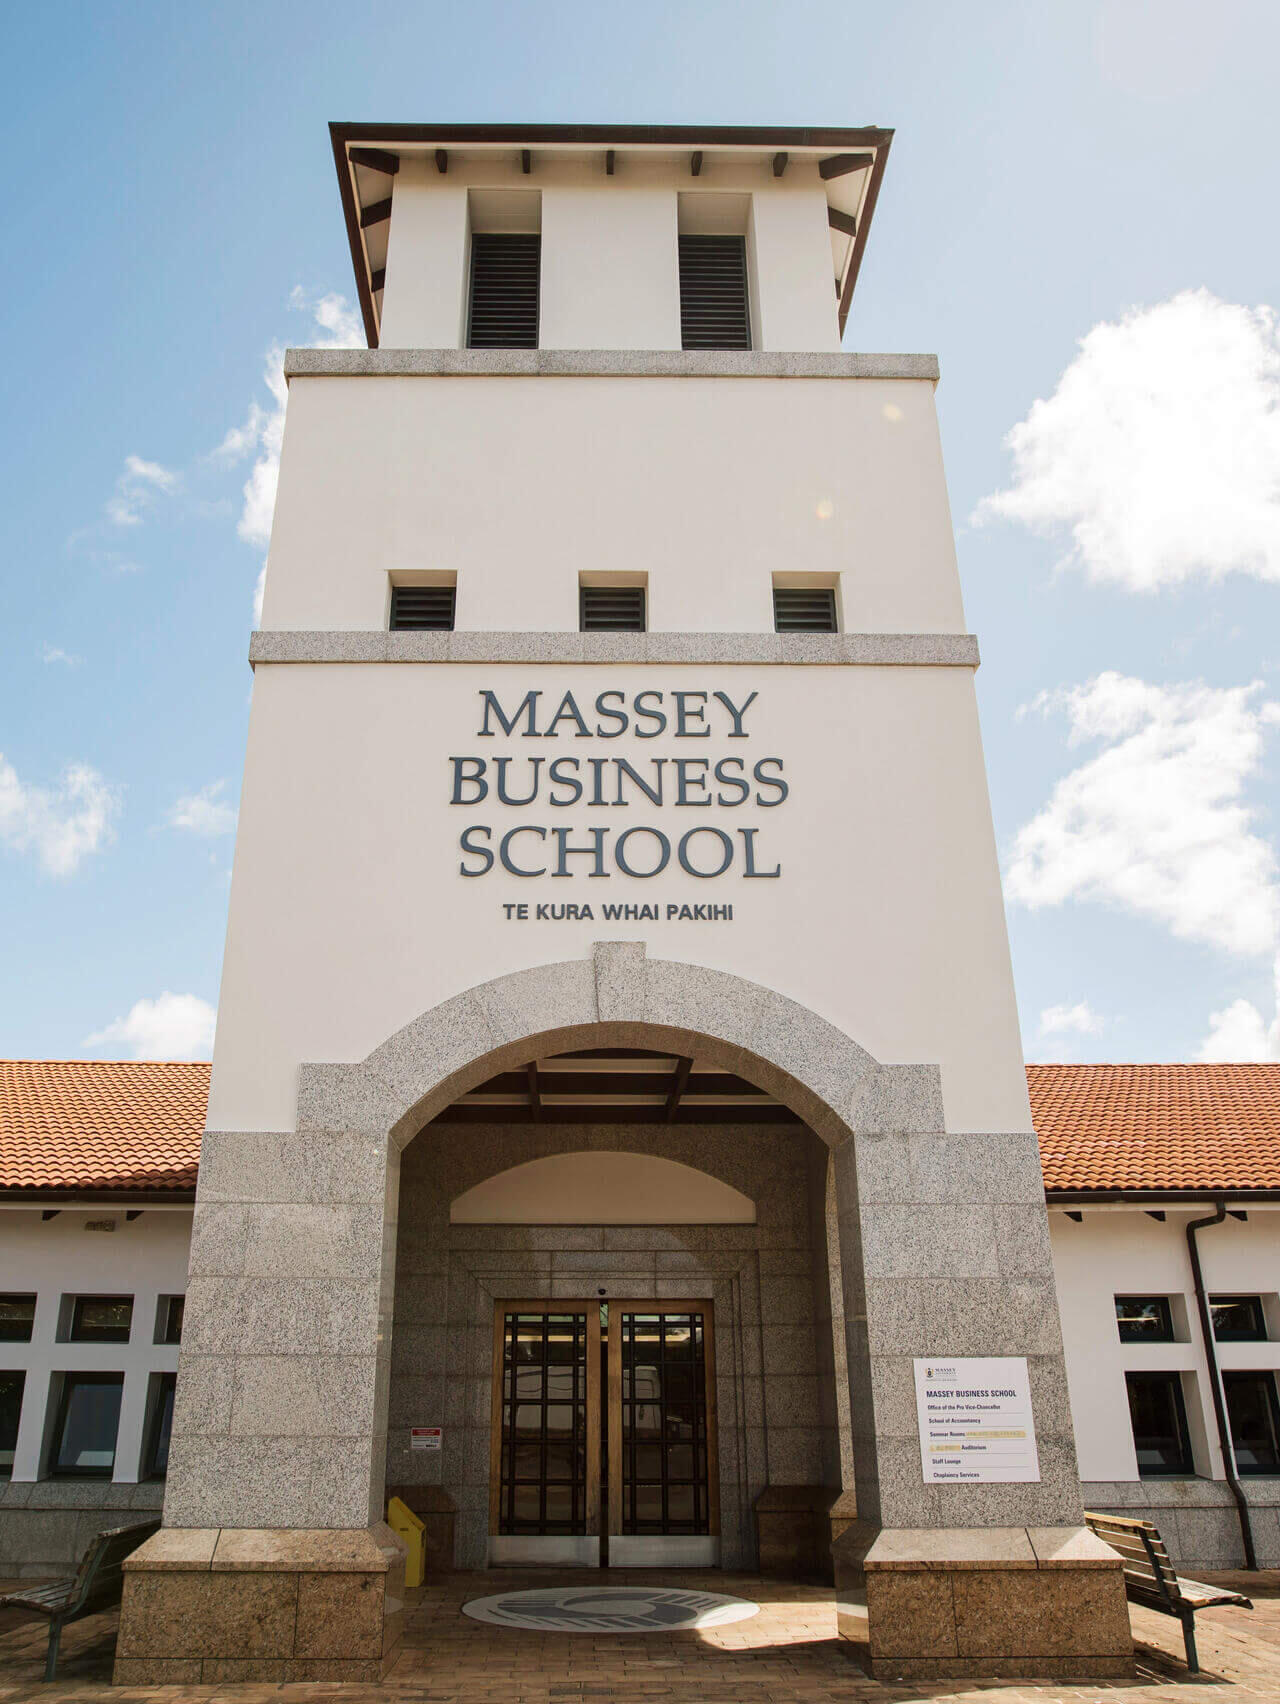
left=387, top=1495, right=426, bottom=1588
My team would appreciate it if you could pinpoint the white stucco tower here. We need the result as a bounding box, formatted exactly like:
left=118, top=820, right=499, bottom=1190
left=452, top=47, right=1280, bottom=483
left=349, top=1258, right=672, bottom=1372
left=116, top=125, right=1133, bottom=1682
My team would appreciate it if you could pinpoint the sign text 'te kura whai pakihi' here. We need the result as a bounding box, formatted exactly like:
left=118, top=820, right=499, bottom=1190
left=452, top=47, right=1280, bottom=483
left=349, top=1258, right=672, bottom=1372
left=451, top=687, right=788, bottom=881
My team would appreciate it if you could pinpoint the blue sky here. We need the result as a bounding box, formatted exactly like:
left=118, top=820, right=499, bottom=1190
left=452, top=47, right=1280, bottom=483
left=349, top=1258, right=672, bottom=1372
left=2, top=0, right=1278, bottom=1063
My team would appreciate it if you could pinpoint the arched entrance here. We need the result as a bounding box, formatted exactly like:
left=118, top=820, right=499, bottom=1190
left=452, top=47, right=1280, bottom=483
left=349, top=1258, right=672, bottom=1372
left=139, top=944, right=1125, bottom=1682
left=387, top=1039, right=845, bottom=1571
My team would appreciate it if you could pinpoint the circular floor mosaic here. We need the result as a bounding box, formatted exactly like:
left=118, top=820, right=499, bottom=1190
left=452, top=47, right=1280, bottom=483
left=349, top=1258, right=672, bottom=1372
left=461, top=1586, right=760, bottom=1633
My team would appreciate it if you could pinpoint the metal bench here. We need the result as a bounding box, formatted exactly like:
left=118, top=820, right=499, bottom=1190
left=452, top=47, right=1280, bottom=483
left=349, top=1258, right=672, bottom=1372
left=0, top=1517, right=160, bottom=1680
left=1084, top=1510, right=1252, bottom=1672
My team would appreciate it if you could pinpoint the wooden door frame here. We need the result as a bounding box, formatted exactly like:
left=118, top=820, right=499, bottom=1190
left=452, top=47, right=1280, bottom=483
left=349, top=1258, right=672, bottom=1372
left=607, top=1298, right=719, bottom=1541
left=489, top=1300, right=602, bottom=1538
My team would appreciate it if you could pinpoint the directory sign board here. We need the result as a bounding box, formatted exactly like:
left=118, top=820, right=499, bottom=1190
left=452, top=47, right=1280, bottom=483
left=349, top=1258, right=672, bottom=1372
left=914, top=1357, right=1041, bottom=1483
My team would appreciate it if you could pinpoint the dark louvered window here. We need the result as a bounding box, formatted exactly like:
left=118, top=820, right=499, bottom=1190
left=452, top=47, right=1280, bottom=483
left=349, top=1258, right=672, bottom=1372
left=580, top=585, right=646, bottom=632
left=390, top=585, right=455, bottom=630
left=679, top=236, right=750, bottom=350
left=468, top=234, right=540, bottom=349
left=773, top=587, right=838, bottom=632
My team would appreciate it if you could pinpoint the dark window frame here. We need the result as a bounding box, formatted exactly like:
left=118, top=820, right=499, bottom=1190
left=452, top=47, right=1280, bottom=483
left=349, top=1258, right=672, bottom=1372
left=467, top=232, right=541, bottom=351
left=143, top=1372, right=177, bottom=1480
left=156, top=1295, right=184, bottom=1346
left=773, top=586, right=839, bottom=633
left=0, top=1369, right=26, bottom=1480
left=1115, top=1294, right=1176, bottom=1344
left=1125, top=1369, right=1196, bottom=1477
left=389, top=584, right=456, bottom=632
left=1223, top=1371, right=1280, bottom=1475
left=49, top=1371, right=125, bottom=1478
left=579, top=585, right=646, bottom=634
left=678, top=234, right=751, bottom=352
left=68, top=1295, right=133, bottom=1345
left=0, top=1295, right=36, bottom=1344
left=1210, top=1295, right=1269, bottom=1343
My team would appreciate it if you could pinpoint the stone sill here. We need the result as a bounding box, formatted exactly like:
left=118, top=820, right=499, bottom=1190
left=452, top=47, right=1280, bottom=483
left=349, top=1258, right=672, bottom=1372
left=863, top=1525, right=1122, bottom=1571
left=124, top=1524, right=399, bottom=1573
left=249, top=630, right=980, bottom=669
left=284, top=348, right=939, bottom=382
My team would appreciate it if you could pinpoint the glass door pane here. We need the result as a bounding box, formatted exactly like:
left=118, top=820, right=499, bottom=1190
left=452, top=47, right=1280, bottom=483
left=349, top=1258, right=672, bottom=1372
left=608, top=1303, right=717, bottom=1560
left=490, top=1302, right=601, bottom=1564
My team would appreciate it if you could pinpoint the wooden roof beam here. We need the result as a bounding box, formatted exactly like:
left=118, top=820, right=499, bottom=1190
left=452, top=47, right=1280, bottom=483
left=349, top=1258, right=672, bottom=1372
left=359, top=196, right=393, bottom=229
left=665, top=1056, right=694, bottom=1122
left=349, top=146, right=399, bottom=174
left=819, top=151, right=875, bottom=179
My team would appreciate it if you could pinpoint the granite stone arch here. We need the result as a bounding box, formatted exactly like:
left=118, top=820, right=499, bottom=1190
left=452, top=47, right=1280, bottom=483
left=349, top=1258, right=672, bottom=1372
left=295, top=940, right=944, bottom=1153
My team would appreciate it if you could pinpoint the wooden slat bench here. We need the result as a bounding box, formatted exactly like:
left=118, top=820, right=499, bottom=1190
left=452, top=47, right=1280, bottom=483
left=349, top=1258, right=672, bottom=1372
left=0, top=1518, right=159, bottom=1680
left=1084, top=1510, right=1252, bottom=1672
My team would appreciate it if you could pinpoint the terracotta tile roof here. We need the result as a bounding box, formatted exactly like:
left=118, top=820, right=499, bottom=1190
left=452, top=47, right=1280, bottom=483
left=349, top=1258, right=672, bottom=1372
left=1028, top=1063, right=1280, bottom=1196
left=2, top=1059, right=1278, bottom=1200
left=0, top=1060, right=208, bottom=1196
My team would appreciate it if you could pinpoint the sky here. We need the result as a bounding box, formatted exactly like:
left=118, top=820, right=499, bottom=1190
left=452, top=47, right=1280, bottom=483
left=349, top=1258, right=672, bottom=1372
left=1, top=0, right=1279, bottom=1065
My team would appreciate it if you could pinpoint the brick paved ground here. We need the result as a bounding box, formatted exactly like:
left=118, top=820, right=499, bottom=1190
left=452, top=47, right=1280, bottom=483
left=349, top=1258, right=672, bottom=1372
left=1, top=1569, right=1278, bottom=1703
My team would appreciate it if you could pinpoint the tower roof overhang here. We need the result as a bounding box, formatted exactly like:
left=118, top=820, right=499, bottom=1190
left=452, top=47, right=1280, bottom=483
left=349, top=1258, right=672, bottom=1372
left=329, top=122, right=893, bottom=348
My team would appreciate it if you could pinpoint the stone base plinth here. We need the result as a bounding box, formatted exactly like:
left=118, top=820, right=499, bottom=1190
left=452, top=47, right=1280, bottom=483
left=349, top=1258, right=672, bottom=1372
left=113, top=1525, right=407, bottom=1684
left=833, top=1524, right=1134, bottom=1680
left=754, top=1484, right=840, bottom=1580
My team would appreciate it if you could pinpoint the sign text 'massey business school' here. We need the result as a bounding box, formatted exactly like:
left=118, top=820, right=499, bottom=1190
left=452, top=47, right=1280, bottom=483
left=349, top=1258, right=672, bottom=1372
left=450, top=687, right=789, bottom=884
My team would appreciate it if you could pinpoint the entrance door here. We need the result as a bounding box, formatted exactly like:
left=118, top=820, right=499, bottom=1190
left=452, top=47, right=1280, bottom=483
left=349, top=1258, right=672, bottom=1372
left=489, top=1303, right=601, bottom=1565
left=608, top=1303, right=719, bottom=1567
left=489, top=1300, right=717, bottom=1567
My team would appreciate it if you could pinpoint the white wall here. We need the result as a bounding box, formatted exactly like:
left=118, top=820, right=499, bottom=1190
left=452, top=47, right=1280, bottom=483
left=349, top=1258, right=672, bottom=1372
left=260, top=374, right=963, bottom=635
left=373, top=153, right=841, bottom=353
left=0, top=1208, right=192, bottom=1484
left=378, top=161, right=469, bottom=349
left=209, top=660, right=1026, bottom=1136
left=1050, top=1207, right=1280, bottom=1482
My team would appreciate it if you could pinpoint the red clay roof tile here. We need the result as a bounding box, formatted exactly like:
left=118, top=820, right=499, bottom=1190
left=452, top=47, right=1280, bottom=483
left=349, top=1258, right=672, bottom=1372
left=1, top=1059, right=1278, bottom=1199
left=1028, top=1063, right=1280, bottom=1195
left=0, top=1060, right=208, bottom=1195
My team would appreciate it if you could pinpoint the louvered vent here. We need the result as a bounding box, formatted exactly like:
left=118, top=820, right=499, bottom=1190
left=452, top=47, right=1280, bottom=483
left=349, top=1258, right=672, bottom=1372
left=678, top=236, right=751, bottom=351
left=580, top=585, right=646, bottom=632
left=467, top=234, right=540, bottom=349
left=390, top=585, right=456, bottom=630
left=773, top=587, right=838, bottom=633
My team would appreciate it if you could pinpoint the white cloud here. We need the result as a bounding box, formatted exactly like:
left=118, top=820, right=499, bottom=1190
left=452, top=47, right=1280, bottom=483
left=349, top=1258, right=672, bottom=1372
left=106, top=453, right=180, bottom=528
left=218, top=289, right=363, bottom=619
left=975, top=290, right=1280, bottom=589
left=166, top=780, right=237, bottom=837
left=1007, top=673, right=1280, bottom=957
left=1196, top=996, right=1280, bottom=1061
left=41, top=644, right=80, bottom=667
left=1039, top=1001, right=1105, bottom=1038
left=85, top=992, right=216, bottom=1060
left=0, top=754, right=120, bottom=876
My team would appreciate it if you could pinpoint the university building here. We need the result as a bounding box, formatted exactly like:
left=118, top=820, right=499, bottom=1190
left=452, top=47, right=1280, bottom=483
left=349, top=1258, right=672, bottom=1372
left=2, top=122, right=1278, bottom=1680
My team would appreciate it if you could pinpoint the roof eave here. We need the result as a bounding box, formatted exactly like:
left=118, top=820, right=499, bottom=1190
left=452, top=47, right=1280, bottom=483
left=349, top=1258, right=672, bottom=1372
left=329, top=121, right=895, bottom=350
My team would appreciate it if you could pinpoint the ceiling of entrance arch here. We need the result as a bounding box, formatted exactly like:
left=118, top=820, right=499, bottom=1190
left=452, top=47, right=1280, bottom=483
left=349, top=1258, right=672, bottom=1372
left=436, top=1047, right=802, bottom=1125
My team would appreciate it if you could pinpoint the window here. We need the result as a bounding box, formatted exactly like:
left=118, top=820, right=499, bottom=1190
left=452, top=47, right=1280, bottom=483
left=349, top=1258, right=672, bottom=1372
left=678, top=236, right=751, bottom=350
left=51, top=1373, right=124, bottom=1476
left=1211, top=1296, right=1268, bottom=1342
left=579, top=585, right=646, bottom=633
left=143, top=1373, right=176, bottom=1479
left=467, top=234, right=540, bottom=349
left=390, top=585, right=455, bottom=631
left=68, top=1296, right=133, bottom=1344
left=157, top=1295, right=184, bottom=1346
left=1126, top=1371, right=1194, bottom=1475
left=0, top=1372, right=24, bottom=1478
left=773, top=587, right=838, bottom=633
left=1224, top=1373, right=1280, bottom=1474
left=0, top=1296, right=35, bottom=1343
left=1115, top=1295, right=1175, bottom=1343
